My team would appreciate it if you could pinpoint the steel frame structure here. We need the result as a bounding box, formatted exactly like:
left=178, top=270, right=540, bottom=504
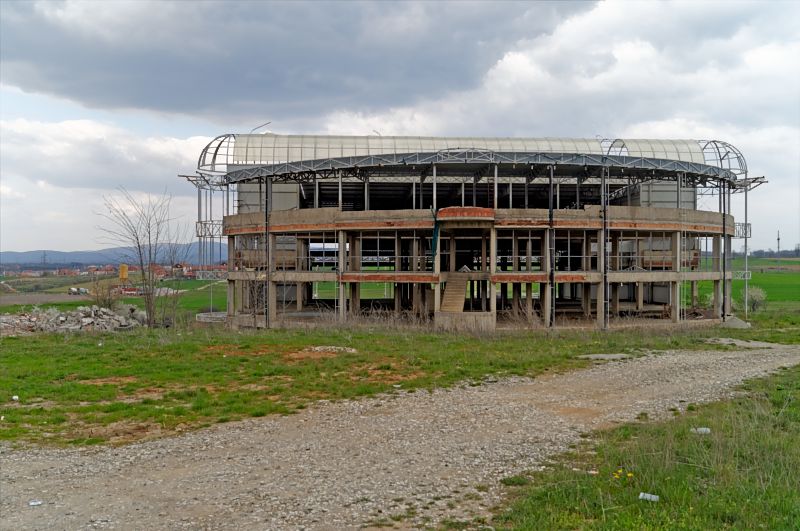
left=181, top=134, right=766, bottom=329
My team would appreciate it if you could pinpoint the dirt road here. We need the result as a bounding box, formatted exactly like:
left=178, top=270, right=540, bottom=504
left=2, top=341, right=799, bottom=530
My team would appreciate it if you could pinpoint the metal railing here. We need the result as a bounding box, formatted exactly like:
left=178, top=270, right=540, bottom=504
left=271, top=255, right=435, bottom=273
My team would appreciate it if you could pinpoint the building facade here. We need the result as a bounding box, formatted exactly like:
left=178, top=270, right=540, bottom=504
left=184, top=135, right=763, bottom=330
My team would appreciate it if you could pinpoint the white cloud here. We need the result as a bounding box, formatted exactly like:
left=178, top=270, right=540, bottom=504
left=2, top=1, right=799, bottom=252
left=318, top=0, right=800, bottom=249
left=0, top=184, right=26, bottom=199
left=0, top=119, right=208, bottom=251
left=1, top=118, right=209, bottom=193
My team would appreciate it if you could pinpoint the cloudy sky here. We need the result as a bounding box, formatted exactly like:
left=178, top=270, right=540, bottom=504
left=1, top=0, right=798, bottom=252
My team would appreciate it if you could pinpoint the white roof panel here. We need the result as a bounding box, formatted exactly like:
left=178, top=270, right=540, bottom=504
left=230, top=134, right=705, bottom=165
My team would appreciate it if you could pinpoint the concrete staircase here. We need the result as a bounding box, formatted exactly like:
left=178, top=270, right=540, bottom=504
left=440, top=277, right=468, bottom=313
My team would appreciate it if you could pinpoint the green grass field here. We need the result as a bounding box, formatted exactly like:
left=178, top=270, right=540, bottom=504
left=0, top=279, right=227, bottom=318
left=0, top=324, right=756, bottom=446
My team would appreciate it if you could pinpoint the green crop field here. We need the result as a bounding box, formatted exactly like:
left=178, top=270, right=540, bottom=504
left=0, top=279, right=227, bottom=318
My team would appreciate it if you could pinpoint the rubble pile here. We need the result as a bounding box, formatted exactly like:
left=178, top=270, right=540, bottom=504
left=0, top=306, right=142, bottom=335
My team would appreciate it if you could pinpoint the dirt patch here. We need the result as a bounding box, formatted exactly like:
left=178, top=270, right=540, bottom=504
left=553, top=406, right=605, bottom=425
left=284, top=345, right=357, bottom=362
left=125, top=387, right=167, bottom=401
left=79, top=419, right=167, bottom=445
left=80, top=376, right=138, bottom=386
left=345, top=359, right=429, bottom=384
left=203, top=344, right=276, bottom=357
left=284, top=349, right=339, bottom=362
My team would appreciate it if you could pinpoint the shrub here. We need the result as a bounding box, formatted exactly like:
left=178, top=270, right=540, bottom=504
left=92, top=276, right=119, bottom=310
left=743, top=286, right=767, bottom=312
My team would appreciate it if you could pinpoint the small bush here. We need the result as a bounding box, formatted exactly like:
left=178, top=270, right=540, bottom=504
left=92, top=276, right=119, bottom=310
left=743, top=286, right=767, bottom=312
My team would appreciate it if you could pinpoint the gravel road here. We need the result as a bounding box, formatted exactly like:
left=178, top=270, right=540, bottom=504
left=2, top=340, right=799, bottom=530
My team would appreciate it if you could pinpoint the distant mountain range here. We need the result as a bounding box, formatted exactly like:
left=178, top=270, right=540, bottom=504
left=0, top=242, right=228, bottom=267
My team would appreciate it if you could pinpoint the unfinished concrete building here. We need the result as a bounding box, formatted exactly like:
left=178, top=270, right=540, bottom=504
left=183, top=135, right=765, bottom=330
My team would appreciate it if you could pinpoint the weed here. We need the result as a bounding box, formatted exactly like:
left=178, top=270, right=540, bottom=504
left=500, top=475, right=530, bottom=487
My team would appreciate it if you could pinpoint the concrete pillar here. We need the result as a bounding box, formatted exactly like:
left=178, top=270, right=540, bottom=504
left=337, top=230, right=346, bottom=322
left=672, top=232, right=681, bottom=272
left=490, top=228, right=497, bottom=314
left=449, top=235, right=456, bottom=272
left=724, top=234, right=732, bottom=316
left=349, top=236, right=360, bottom=315
left=596, top=229, right=605, bottom=327
left=512, top=233, right=520, bottom=315
left=610, top=234, right=619, bottom=317
left=526, top=283, right=533, bottom=322
left=434, top=230, right=441, bottom=312
left=227, top=280, right=235, bottom=318
left=671, top=281, right=680, bottom=323
left=712, top=235, right=722, bottom=318
left=583, top=283, right=592, bottom=317
left=672, top=231, right=681, bottom=322
left=481, top=234, right=487, bottom=272
left=394, top=236, right=402, bottom=313
left=691, top=281, right=698, bottom=307
left=636, top=282, right=644, bottom=311
left=543, top=230, right=552, bottom=326
left=582, top=232, right=590, bottom=271
left=725, top=277, right=732, bottom=316
left=412, top=236, right=420, bottom=316
left=268, top=281, right=277, bottom=326
left=267, top=233, right=277, bottom=327
left=237, top=280, right=245, bottom=316
left=432, top=164, right=437, bottom=211
left=296, top=239, right=307, bottom=311
left=350, top=283, right=360, bottom=316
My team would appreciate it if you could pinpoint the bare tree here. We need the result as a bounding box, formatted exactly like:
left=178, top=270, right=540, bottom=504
left=98, top=188, right=183, bottom=328
left=157, top=221, right=193, bottom=327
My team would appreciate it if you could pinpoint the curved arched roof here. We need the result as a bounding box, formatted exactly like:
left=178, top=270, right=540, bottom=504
left=193, top=134, right=752, bottom=190
left=207, top=134, right=709, bottom=168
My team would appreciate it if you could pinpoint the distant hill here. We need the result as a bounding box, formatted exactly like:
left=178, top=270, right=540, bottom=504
left=0, top=242, right=228, bottom=267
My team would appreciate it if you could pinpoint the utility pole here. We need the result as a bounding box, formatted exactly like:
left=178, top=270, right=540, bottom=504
left=777, top=230, right=781, bottom=258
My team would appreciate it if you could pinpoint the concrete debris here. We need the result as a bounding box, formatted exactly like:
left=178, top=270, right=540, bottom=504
left=639, top=492, right=660, bottom=502
left=577, top=353, right=631, bottom=361
left=719, top=315, right=751, bottom=329
left=0, top=306, right=141, bottom=336
left=304, top=345, right=358, bottom=354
